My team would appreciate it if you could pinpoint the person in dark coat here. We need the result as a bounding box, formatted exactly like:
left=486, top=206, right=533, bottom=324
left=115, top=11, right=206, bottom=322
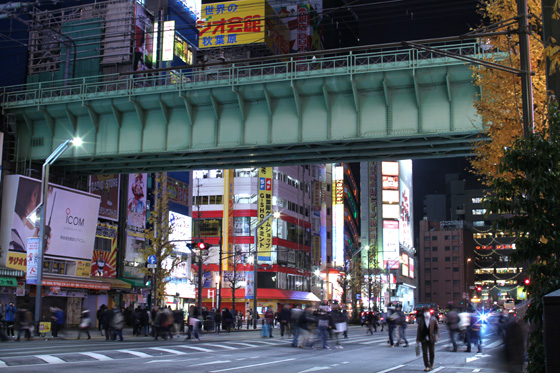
left=417, top=307, right=440, bottom=371
left=97, top=305, right=106, bottom=335
left=101, top=307, right=112, bottom=341
left=279, top=304, right=291, bottom=339
left=222, top=308, right=233, bottom=333
left=214, top=310, right=222, bottom=334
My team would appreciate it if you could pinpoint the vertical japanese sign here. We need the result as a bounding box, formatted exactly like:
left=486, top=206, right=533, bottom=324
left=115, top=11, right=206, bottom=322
left=26, top=237, right=39, bottom=284
left=197, top=0, right=265, bottom=48
left=223, top=169, right=235, bottom=271
left=369, top=161, right=378, bottom=266
left=257, top=167, right=272, bottom=261
left=162, top=21, right=176, bottom=61
left=332, top=166, right=344, bottom=266
left=89, top=174, right=120, bottom=221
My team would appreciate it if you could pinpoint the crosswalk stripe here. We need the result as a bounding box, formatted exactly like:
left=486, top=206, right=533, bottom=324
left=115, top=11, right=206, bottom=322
left=485, top=340, right=502, bottom=349
left=35, top=355, right=65, bottom=364
left=201, top=343, right=238, bottom=350
left=117, top=350, right=151, bottom=358
left=226, top=342, right=259, bottom=348
left=149, top=347, right=186, bottom=355
left=176, top=345, right=213, bottom=352
left=80, top=352, right=113, bottom=361
left=250, top=341, right=278, bottom=345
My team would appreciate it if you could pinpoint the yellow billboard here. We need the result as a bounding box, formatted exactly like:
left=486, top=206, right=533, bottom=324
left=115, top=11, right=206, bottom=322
left=198, top=0, right=265, bottom=48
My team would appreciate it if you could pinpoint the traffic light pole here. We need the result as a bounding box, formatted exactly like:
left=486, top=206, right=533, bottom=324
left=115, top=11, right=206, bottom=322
left=198, top=251, right=203, bottom=316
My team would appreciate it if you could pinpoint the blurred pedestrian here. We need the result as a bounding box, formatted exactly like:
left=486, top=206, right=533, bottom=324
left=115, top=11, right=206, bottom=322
left=246, top=308, right=253, bottom=329
left=110, top=306, right=125, bottom=341
left=330, top=303, right=346, bottom=349
left=4, top=302, right=16, bottom=338
left=186, top=305, right=200, bottom=341
left=417, top=307, right=440, bottom=371
left=387, top=306, right=398, bottom=347
left=50, top=307, right=65, bottom=338
left=279, top=304, right=291, bottom=339
left=222, top=308, right=233, bottom=333
left=446, top=307, right=460, bottom=351
left=395, top=305, right=409, bottom=347
left=97, top=304, right=106, bottom=335
left=214, top=309, right=222, bottom=334
left=467, top=308, right=482, bottom=353
left=264, top=307, right=274, bottom=338
left=311, top=301, right=331, bottom=350
left=502, top=313, right=525, bottom=373
left=77, top=309, right=91, bottom=340
left=15, top=304, right=32, bottom=341
left=101, top=307, right=112, bottom=340
left=291, top=304, right=303, bottom=347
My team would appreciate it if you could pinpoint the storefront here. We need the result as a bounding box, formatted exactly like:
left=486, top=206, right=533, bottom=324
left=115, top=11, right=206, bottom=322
left=0, top=267, right=24, bottom=306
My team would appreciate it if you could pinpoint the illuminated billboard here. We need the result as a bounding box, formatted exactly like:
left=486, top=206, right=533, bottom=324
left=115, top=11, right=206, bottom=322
left=381, top=161, right=399, bottom=176
left=168, top=211, right=192, bottom=253
left=399, top=160, right=413, bottom=250
left=332, top=165, right=344, bottom=266
left=383, top=220, right=399, bottom=268
left=197, top=0, right=288, bottom=52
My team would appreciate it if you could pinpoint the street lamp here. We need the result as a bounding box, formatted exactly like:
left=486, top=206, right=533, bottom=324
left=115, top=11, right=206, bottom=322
left=35, top=137, right=82, bottom=328
left=252, top=210, right=281, bottom=329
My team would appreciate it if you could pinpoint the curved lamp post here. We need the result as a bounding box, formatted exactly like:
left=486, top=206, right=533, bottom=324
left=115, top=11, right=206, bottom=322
left=35, top=138, right=82, bottom=328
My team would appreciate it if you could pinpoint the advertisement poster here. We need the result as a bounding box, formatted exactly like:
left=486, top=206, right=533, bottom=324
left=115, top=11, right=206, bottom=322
left=91, top=223, right=118, bottom=278
left=126, top=173, right=147, bottom=240
left=197, top=0, right=265, bottom=48
left=134, top=4, right=154, bottom=71
left=1, top=175, right=100, bottom=261
left=274, top=1, right=323, bottom=53
left=257, top=167, right=272, bottom=261
left=26, top=237, right=39, bottom=285
left=168, top=212, right=192, bottom=254
left=76, top=260, right=92, bottom=277
left=89, top=174, right=120, bottom=221
left=383, top=220, right=400, bottom=269
left=245, top=271, right=254, bottom=299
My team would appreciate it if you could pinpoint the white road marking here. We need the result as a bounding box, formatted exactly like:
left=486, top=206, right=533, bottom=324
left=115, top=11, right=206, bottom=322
left=225, top=342, right=259, bottom=348
left=201, top=343, right=238, bottom=350
left=376, top=365, right=406, bottom=373
left=118, top=350, right=151, bottom=358
left=149, top=347, right=186, bottom=355
left=80, top=352, right=113, bottom=361
left=298, top=367, right=331, bottom=372
left=209, top=358, right=296, bottom=372
left=192, top=361, right=231, bottom=366
left=466, top=357, right=479, bottom=363
left=431, top=368, right=445, bottom=372
left=176, top=345, right=213, bottom=352
left=35, top=355, right=65, bottom=364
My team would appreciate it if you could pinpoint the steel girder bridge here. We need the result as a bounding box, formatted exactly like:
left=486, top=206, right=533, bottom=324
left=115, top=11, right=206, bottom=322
left=1, top=41, right=491, bottom=175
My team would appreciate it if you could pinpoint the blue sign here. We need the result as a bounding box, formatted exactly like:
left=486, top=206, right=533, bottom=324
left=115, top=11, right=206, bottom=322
left=147, top=255, right=157, bottom=264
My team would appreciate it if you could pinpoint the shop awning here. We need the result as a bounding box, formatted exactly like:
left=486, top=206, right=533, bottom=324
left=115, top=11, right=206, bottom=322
left=0, top=277, right=18, bottom=287
left=42, top=275, right=112, bottom=291
left=0, top=267, right=25, bottom=277
left=104, top=277, right=132, bottom=290
left=118, top=277, right=147, bottom=288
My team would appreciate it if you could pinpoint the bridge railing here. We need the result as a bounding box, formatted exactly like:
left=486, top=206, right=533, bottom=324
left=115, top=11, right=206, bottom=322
left=1, top=41, right=494, bottom=108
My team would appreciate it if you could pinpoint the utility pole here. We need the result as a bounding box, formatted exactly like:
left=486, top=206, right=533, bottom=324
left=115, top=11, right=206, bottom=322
left=217, top=226, right=223, bottom=314
left=517, top=0, right=534, bottom=137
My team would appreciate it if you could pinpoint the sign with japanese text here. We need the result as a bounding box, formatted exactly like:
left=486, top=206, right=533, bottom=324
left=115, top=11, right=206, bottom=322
left=6, top=252, right=27, bottom=271
left=257, top=167, right=273, bottom=261
left=76, top=260, right=92, bottom=277
left=126, top=173, right=147, bottom=240
left=198, top=0, right=265, bottom=49
left=89, top=174, right=120, bottom=221
left=91, top=223, right=117, bottom=277
left=223, top=169, right=235, bottom=271
left=26, top=237, right=39, bottom=284
left=162, top=21, right=175, bottom=61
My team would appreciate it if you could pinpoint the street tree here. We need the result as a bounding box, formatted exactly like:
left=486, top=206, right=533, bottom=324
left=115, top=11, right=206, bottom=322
left=471, top=0, right=547, bottom=184
left=142, top=173, right=179, bottom=306
left=485, top=102, right=560, bottom=373
left=224, top=245, right=246, bottom=318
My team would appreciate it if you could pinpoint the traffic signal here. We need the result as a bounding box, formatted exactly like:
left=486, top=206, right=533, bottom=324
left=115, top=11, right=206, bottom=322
left=197, top=241, right=208, bottom=250
left=524, top=278, right=530, bottom=285
left=477, top=286, right=482, bottom=292
left=144, top=274, right=152, bottom=287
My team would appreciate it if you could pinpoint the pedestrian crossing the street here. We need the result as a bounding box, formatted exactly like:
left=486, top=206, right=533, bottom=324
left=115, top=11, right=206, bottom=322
left=0, top=335, right=502, bottom=369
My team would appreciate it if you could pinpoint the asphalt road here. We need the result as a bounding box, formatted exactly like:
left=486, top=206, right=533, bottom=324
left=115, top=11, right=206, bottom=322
left=0, top=324, right=511, bottom=372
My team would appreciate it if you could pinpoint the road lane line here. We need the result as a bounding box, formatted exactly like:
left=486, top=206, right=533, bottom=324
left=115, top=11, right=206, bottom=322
left=192, top=360, right=231, bottom=366
left=80, top=352, right=113, bottom=361
left=118, top=350, right=151, bottom=358
left=175, top=345, right=213, bottom=352
left=431, top=367, right=444, bottom=372
left=376, top=365, right=405, bottom=373
left=149, top=347, right=186, bottom=355
left=35, top=355, right=65, bottom=364
left=209, top=358, right=296, bottom=372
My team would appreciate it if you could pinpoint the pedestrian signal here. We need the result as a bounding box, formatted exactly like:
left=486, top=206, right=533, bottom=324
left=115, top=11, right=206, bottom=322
left=197, top=241, right=208, bottom=250
left=144, top=274, right=152, bottom=287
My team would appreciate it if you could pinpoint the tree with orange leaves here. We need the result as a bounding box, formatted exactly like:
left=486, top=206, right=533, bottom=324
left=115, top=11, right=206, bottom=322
left=471, top=0, right=547, bottom=184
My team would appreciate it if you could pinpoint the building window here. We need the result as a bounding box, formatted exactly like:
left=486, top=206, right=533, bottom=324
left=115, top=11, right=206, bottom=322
left=425, top=258, right=430, bottom=262
left=472, top=209, right=487, bottom=215
left=445, top=257, right=450, bottom=262
left=453, top=292, right=461, bottom=298
left=425, top=293, right=431, bottom=299
left=445, top=246, right=450, bottom=251
left=432, top=236, right=438, bottom=240
left=424, top=236, right=430, bottom=241
left=453, top=280, right=460, bottom=285
left=453, top=257, right=459, bottom=262
left=453, top=268, right=459, bottom=272
left=452, top=235, right=459, bottom=240
left=432, top=247, right=438, bottom=251
left=425, top=268, right=431, bottom=273
left=473, top=221, right=485, bottom=227
left=453, top=246, right=459, bottom=251
left=444, top=235, right=450, bottom=240
left=432, top=257, right=438, bottom=262
left=424, top=247, right=430, bottom=252
left=472, top=197, right=483, bottom=203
